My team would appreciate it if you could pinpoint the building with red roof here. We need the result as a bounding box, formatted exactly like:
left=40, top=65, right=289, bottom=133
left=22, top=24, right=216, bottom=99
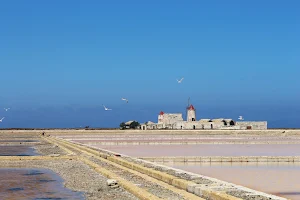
left=139, top=101, right=267, bottom=130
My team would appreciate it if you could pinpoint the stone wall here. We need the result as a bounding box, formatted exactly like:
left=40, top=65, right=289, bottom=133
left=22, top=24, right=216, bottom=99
left=171, top=121, right=267, bottom=130
left=162, top=113, right=183, bottom=125
left=143, top=120, right=267, bottom=130
left=236, top=121, right=267, bottom=130
left=173, top=121, right=226, bottom=130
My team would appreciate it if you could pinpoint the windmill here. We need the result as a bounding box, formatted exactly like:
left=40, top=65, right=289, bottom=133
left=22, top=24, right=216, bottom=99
left=185, top=97, right=196, bottom=121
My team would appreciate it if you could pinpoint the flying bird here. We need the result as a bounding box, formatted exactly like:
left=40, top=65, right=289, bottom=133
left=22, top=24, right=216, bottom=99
left=238, top=116, right=244, bottom=121
left=176, top=77, right=184, bottom=83
left=0, top=117, right=4, bottom=122
left=103, top=105, right=112, bottom=111
left=4, top=108, right=10, bottom=111
left=121, top=98, right=128, bottom=103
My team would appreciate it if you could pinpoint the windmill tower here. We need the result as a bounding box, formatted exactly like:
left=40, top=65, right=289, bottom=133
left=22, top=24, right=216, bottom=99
left=186, top=97, right=196, bottom=122
left=158, top=111, right=164, bottom=124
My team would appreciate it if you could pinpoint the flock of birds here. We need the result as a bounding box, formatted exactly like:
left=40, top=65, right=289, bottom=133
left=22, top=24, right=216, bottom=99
left=101, top=77, right=244, bottom=120
left=102, top=98, right=128, bottom=111
left=1, top=76, right=244, bottom=125
left=101, top=77, right=244, bottom=121
left=102, top=78, right=184, bottom=111
left=0, top=108, right=10, bottom=123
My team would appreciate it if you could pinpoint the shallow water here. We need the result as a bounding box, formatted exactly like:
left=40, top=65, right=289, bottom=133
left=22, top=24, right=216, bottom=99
left=0, top=140, right=39, bottom=142
left=0, top=168, right=84, bottom=199
left=63, top=134, right=300, bottom=143
left=0, top=146, right=37, bottom=156
left=167, top=163, right=300, bottom=200
left=96, top=144, right=300, bottom=157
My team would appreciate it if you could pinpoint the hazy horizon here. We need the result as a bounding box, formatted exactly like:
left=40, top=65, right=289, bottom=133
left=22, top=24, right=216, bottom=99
left=0, top=103, right=299, bottom=129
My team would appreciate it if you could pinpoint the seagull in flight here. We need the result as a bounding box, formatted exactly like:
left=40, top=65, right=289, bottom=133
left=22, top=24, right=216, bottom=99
left=121, top=98, right=128, bottom=103
left=103, top=105, right=112, bottom=111
left=176, top=77, right=184, bottom=83
left=4, top=108, right=10, bottom=111
left=0, top=117, right=4, bottom=122
left=238, top=116, right=244, bottom=121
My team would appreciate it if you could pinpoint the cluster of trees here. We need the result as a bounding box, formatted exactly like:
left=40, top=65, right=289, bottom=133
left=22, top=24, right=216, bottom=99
left=119, top=121, right=140, bottom=130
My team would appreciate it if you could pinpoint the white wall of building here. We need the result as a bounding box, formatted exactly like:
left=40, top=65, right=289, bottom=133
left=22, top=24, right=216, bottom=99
left=142, top=105, right=268, bottom=130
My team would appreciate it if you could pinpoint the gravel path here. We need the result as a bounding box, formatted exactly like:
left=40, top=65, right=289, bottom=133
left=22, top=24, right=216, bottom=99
left=43, top=143, right=185, bottom=199
left=0, top=159, right=138, bottom=200
left=89, top=156, right=186, bottom=200
left=34, top=142, right=69, bottom=155
left=47, top=141, right=188, bottom=199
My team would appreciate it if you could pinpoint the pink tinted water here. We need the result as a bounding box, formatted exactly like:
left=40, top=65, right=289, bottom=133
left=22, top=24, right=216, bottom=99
left=0, top=168, right=83, bottom=199
left=168, top=163, right=300, bottom=200
left=63, top=134, right=300, bottom=143
left=95, top=144, right=300, bottom=157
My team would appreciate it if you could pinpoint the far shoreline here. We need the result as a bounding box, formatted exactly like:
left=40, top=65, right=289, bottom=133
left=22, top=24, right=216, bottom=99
left=2, top=129, right=300, bottom=136
left=0, top=128, right=300, bottom=131
left=0, top=127, right=300, bottom=130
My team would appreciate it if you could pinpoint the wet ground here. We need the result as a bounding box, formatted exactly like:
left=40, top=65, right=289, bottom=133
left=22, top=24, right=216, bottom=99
left=0, top=146, right=38, bottom=156
left=167, top=162, right=300, bottom=200
left=94, top=144, right=300, bottom=157
left=0, top=168, right=84, bottom=199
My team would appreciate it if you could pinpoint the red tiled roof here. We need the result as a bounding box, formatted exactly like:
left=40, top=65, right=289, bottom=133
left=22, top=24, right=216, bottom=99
left=159, top=111, right=164, bottom=115
left=187, top=105, right=195, bottom=110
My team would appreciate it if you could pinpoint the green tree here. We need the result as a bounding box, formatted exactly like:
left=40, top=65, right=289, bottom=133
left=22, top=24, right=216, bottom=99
left=130, top=121, right=140, bottom=129
left=119, top=122, right=126, bottom=130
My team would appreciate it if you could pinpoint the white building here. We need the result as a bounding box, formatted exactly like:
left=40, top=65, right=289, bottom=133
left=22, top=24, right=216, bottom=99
left=140, top=104, right=267, bottom=130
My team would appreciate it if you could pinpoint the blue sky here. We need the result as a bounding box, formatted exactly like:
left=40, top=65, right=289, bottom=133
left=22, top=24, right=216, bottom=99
left=0, top=1, right=299, bottom=128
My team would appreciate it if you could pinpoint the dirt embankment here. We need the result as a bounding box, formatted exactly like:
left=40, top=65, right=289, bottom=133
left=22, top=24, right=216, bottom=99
left=0, top=133, right=138, bottom=200
left=0, top=159, right=138, bottom=200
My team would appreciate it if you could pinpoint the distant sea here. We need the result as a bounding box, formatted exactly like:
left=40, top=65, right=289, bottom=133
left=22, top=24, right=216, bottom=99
left=0, top=105, right=299, bottom=129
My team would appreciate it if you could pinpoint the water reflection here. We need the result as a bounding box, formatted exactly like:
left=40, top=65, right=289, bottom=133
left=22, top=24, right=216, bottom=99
left=0, top=140, right=39, bottom=142
left=167, top=162, right=300, bottom=200
left=97, top=144, right=300, bottom=157
left=0, top=146, right=37, bottom=156
left=0, top=168, right=84, bottom=200
left=161, top=161, right=300, bottom=167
